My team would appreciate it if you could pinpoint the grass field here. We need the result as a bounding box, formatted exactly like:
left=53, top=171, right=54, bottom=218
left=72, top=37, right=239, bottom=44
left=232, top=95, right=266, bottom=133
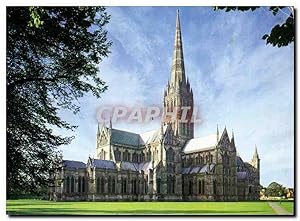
left=6, top=199, right=290, bottom=215
left=276, top=201, right=294, bottom=213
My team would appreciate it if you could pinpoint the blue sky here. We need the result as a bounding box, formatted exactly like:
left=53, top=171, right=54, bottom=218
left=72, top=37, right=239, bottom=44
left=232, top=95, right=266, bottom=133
left=59, top=7, right=294, bottom=188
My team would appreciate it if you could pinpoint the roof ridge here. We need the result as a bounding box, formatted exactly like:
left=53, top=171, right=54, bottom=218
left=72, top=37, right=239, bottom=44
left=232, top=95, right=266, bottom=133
left=111, top=128, right=141, bottom=135
left=63, top=159, right=85, bottom=163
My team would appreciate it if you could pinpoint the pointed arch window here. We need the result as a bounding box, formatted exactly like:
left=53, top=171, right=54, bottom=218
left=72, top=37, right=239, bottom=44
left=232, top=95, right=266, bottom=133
left=213, top=180, right=217, bottom=195
left=70, top=177, right=75, bottom=193
left=189, top=180, right=193, bottom=195
left=101, top=177, right=105, bottom=193
left=124, top=150, right=129, bottom=161
left=132, top=153, right=138, bottom=163
left=96, top=177, right=101, bottom=193
left=167, top=163, right=173, bottom=173
left=157, top=178, right=161, bottom=194
left=115, top=149, right=121, bottom=161
left=196, top=155, right=200, bottom=165
left=167, top=175, right=175, bottom=194
left=147, top=149, right=151, bottom=161
left=166, top=147, right=175, bottom=162
left=82, top=177, right=85, bottom=193
left=121, top=177, right=127, bottom=194
left=78, top=176, right=82, bottom=193
left=145, top=177, right=148, bottom=194
left=131, top=179, right=137, bottom=194
left=137, top=180, right=140, bottom=194
left=112, top=177, right=116, bottom=194
left=141, top=180, right=144, bottom=194
left=66, top=177, right=70, bottom=193
left=108, top=176, right=112, bottom=193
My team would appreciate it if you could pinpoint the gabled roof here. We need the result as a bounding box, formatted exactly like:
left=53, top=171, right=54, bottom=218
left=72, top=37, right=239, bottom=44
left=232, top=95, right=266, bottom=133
left=183, top=134, right=218, bottom=154
left=88, top=158, right=116, bottom=170
left=63, top=160, right=86, bottom=169
left=111, top=128, right=142, bottom=147
left=108, top=125, right=168, bottom=148
left=120, top=161, right=138, bottom=171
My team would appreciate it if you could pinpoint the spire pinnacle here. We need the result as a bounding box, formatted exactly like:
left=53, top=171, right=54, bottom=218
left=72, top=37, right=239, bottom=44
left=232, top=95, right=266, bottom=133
left=97, top=122, right=100, bottom=135
left=109, top=115, right=112, bottom=130
left=253, top=145, right=259, bottom=159
left=231, top=129, right=235, bottom=146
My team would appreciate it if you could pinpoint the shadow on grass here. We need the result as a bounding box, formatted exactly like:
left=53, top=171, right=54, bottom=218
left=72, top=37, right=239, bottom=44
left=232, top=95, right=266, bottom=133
left=6, top=202, right=72, bottom=207
left=7, top=207, right=275, bottom=216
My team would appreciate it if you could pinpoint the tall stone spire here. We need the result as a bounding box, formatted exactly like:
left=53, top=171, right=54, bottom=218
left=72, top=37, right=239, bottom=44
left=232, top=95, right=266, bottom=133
left=253, top=145, right=259, bottom=159
left=163, top=10, right=194, bottom=140
left=171, top=10, right=186, bottom=87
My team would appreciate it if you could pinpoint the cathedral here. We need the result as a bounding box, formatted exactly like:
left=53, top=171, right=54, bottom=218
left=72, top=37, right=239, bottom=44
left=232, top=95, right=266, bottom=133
left=50, top=11, right=260, bottom=201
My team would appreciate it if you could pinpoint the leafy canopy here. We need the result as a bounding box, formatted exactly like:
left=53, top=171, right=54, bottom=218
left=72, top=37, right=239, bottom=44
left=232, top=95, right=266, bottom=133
left=214, top=6, right=294, bottom=47
left=7, top=7, right=112, bottom=198
left=266, top=182, right=285, bottom=197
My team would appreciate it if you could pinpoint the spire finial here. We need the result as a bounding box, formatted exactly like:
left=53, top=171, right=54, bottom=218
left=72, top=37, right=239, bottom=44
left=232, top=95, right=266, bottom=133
left=176, top=9, right=180, bottom=25
left=231, top=129, right=235, bottom=146
left=109, top=114, right=112, bottom=130
left=253, top=144, right=259, bottom=159
left=97, top=122, right=100, bottom=135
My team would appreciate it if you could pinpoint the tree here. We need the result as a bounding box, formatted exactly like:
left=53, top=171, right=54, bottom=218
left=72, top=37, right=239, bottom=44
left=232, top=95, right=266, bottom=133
left=214, top=6, right=294, bottom=47
left=266, top=182, right=285, bottom=197
left=7, top=7, right=112, bottom=198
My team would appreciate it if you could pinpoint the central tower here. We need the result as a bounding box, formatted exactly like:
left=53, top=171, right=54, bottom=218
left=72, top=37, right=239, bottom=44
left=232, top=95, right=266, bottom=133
left=163, top=10, right=194, bottom=140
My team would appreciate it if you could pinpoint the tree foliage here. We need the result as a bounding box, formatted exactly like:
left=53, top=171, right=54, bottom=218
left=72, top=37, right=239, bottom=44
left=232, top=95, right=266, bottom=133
left=7, top=7, right=112, bottom=198
left=266, top=182, right=285, bottom=197
left=214, top=6, right=294, bottom=47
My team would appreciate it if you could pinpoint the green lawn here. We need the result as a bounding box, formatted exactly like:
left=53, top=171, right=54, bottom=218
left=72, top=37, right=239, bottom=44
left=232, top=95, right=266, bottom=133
left=6, top=199, right=278, bottom=215
left=277, top=201, right=294, bottom=213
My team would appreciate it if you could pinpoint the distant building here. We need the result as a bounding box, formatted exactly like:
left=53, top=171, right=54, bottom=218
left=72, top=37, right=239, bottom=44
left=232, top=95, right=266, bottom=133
left=286, top=188, right=294, bottom=199
left=50, top=10, right=260, bottom=201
